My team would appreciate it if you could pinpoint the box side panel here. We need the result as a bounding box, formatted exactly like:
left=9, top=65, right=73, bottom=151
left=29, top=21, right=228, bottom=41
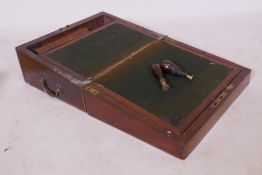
left=16, top=48, right=85, bottom=111
left=182, top=68, right=251, bottom=158
left=84, top=86, right=185, bottom=159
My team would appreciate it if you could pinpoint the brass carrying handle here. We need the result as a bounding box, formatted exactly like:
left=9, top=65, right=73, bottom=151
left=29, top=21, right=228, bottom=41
left=40, top=78, right=62, bottom=97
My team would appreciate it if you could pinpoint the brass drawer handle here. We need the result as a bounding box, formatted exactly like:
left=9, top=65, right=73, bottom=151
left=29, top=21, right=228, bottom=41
left=40, top=78, right=62, bottom=97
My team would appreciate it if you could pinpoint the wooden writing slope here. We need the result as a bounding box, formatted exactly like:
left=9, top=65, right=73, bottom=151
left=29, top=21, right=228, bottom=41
left=16, top=12, right=251, bottom=159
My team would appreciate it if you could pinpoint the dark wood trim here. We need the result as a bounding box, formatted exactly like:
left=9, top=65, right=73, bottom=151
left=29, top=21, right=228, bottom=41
left=181, top=68, right=251, bottom=158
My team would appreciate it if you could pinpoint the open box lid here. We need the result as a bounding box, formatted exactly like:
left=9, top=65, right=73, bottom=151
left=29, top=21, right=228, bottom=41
left=26, top=12, right=241, bottom=135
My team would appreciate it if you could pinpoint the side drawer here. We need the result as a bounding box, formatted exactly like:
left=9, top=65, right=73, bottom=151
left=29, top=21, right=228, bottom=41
left=16, top=49, right=85, bottom=111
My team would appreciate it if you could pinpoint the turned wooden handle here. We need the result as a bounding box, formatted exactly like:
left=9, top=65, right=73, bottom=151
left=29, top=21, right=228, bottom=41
left=160, top=60, right=194, bottom=80
left=151, top=63, right=170, bottom=91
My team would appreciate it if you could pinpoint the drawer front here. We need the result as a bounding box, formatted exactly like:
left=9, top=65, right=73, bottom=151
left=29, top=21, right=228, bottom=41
left=17, top=50, right=85, bottom=111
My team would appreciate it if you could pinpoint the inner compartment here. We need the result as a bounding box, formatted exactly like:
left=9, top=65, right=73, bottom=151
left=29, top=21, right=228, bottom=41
left=95, top=42, right=232, bottom=126
left=47, top=23, right=154, bottom=78
left=28, top=15, right=116, bottom=54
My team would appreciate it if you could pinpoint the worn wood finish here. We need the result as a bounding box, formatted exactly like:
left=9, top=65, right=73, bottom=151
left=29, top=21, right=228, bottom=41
left=16, top=47, right=86, bottom=111
left=85, top=67, right=250, bottom=159
left=182, top=68, right=251, bottom=158
left=16, top=12, right=251, bottom=159
left=84, top=84, right=185, bottom=158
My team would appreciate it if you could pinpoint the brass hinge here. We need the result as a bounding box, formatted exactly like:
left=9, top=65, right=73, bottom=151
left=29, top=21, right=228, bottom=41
left=86, top=86, right=99, bottom=95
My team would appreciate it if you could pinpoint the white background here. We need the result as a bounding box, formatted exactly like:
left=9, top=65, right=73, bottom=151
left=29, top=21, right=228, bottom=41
left=1, top=0, right=262, bottom=175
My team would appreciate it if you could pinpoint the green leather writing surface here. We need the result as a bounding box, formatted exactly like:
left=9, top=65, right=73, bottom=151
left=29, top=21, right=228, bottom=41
left=97, top=43, right=231, bottom=126
left=49, top=23, right=154, bottom=78
left=49, top=23, right=231, bottom=127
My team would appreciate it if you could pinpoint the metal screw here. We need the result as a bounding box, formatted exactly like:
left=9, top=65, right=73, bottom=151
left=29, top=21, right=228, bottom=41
left=166, top=130, right=172, bottom=137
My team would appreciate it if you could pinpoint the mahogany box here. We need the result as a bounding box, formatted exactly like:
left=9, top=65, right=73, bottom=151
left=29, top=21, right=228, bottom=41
left=16, top=12, right=251, bottom=159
